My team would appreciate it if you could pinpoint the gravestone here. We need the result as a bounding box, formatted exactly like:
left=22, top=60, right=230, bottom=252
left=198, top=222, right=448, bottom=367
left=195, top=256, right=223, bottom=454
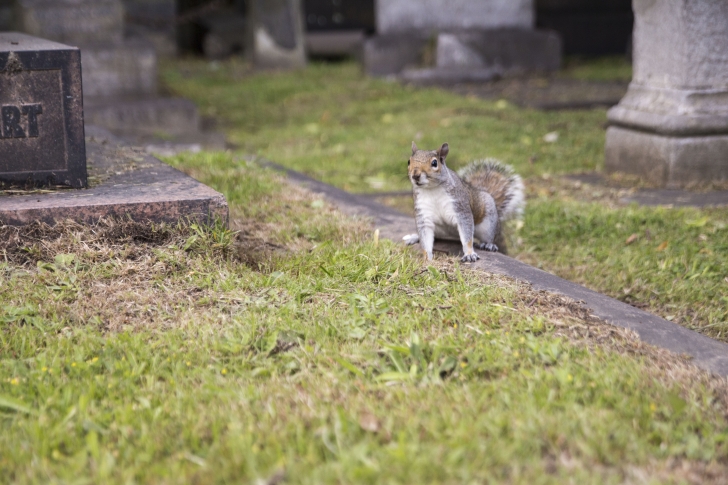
left=15, top=0, right=156, bottom=99
left=15, top=0, right=124, bottom=45
left=249, top=0, right=306, bottom=69
left=0, top=32, right=86, bottom=188
left=605, top=0, right=728, bottom=187
left=15, top=0, right=224, bottom=151
left=122, top=0, right=177, bottom=58
left=364, top=0, right=561, bottom=80
left=376, top=0, right=533, bottom=34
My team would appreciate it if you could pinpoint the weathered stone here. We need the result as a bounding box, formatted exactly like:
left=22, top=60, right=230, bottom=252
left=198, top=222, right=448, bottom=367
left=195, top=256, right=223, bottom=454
left=375, top=0, right=533, bottom=35
left=123, top=0, right=177, bottom=57
left=436, top=29, right=561, bottom=75
left=606, top=127, right=728, bottom=188
left=249, top=0, right=306, bottom=69
left=400, top=67, right=498, bottom=85
left=305, top=31, right=365, bottom=58
left=0, top=126, right=228, bottom=226
left=0, top=32, right=86, bottom=188
left=365, top=1, right=561, bottom=79
left=15, top=0, right=125, bottom=46
left=605, top=0, right=728, bottom=186
left=363, top=32, right=429, bottom=77
left=84, top=97, right=200, bottom=137
left=80, top=40, right=157, bottom=98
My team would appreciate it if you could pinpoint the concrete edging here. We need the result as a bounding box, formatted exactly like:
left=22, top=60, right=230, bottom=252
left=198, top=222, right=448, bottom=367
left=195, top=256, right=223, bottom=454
left=262, top=160, right=728, bottom=377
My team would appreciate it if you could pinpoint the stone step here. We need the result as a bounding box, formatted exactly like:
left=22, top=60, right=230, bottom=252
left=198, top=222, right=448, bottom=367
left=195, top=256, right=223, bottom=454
left=84, top=97, right=200, bottom=136
left=81, top=40, right=157, bottom=98
left=16, top=0, right=125, bottom=46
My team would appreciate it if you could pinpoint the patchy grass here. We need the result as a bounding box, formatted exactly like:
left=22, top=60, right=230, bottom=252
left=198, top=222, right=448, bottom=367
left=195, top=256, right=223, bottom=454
left=160, top=58, right=728, bottom=343
left=2, top=154, right=728, bottom=484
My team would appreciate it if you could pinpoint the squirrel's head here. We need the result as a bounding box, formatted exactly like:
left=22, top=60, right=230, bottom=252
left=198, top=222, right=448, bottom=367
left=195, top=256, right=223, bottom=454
left=408, top=142, right=449, bottom=188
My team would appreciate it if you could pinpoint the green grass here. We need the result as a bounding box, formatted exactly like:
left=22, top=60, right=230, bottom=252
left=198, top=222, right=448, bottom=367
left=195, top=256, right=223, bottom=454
left=519, top=199, right=728, bottom=341
left=559, top=56, right=633, bottom=82
left=163, top=60, right=607, bottom=193
left=160, top=58, right=728, bottom=343
left=2, top=154, right=728, bottom=483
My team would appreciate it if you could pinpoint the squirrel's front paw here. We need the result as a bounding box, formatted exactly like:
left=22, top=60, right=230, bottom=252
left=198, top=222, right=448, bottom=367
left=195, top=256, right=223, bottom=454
left=475, top=242, right=499, bottom=252
left=403, top=234, right=420, bottom=246
left=461, top=252, right=480, bottom=263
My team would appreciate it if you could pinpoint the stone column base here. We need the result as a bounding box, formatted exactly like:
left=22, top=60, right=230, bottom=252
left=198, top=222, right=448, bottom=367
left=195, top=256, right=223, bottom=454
left=605, top=126, right=728, bottom=188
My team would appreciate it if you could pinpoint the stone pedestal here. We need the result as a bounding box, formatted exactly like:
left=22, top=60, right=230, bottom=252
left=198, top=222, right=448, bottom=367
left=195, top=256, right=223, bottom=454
left=364, top=0, right=561, bottom=79
left=249, top=0, right=306, bottom=69
left=605, top=0, right=728, bottom=187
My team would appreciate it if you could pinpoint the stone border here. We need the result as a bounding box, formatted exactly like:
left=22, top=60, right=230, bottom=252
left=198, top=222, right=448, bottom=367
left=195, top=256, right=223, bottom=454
left=0, top=126, right=228, bottom=227
left=262, top=160, right=728, bottom=377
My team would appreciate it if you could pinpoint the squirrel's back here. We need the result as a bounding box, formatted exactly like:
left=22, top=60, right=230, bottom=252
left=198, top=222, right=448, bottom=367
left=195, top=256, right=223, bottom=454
left=457, top=159, right=525, bottom=221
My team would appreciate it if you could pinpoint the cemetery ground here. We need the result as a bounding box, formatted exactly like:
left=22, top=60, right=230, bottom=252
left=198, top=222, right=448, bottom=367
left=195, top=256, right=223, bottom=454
left=1, top=59, right=728, bottom=484
left=2, top=155, right=728, bottom=484
left=163, top=58, right=728, bottom=344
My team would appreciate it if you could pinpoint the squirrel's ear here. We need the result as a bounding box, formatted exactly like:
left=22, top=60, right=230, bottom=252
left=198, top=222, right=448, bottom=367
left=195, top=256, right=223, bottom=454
left=411, top=141, right=418, bottom=155
left=438, top=143, right=449, bottom=163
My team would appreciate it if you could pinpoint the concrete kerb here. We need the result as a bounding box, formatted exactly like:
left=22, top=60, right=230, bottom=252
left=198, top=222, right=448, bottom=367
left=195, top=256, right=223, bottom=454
left=260, top=160, right=728, bottom=377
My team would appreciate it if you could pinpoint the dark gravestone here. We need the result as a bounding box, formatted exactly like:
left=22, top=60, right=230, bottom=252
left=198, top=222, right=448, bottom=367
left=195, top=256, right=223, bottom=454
left=0, top=32, right=86, bottom=188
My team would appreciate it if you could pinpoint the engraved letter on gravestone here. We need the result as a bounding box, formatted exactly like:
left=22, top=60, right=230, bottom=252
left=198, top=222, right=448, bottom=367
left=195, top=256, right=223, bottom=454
left=0, top=32, right=86, bottom=188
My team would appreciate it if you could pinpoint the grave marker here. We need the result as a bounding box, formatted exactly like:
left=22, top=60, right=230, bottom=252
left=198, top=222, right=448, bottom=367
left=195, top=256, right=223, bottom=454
left=0, top=32, right=86, bottom=188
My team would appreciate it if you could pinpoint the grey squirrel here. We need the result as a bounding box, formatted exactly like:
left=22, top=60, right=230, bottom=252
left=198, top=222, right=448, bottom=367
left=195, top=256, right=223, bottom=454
left=403, top=142, right=525, bottom=262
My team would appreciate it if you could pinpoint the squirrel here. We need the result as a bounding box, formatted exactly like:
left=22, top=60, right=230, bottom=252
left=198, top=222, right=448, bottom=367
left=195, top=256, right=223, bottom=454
left=403, top=142, right=525, bottom=262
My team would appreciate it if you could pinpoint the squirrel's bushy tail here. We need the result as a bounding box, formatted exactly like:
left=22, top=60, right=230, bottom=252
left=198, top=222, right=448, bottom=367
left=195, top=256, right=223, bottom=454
left=457, top=159, right=525, bottom=221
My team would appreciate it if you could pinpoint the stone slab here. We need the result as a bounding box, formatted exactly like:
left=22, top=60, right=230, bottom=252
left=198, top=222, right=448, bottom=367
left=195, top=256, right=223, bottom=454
left=400, top=67, right=499, bottom=85
left=0, top=32, right=86, bottom=188
left=263, top=160, right=728, bottom=377
left=624, top=189, right=728, bottom=208
left=605, top=126, right=728, bottom=188
left=375, top=0, right=533, bottom=35
left=436, top=29, right=561, bottom=75
left=305, top=31, right=364, bottom=57
left=84, top=97, right=200, bottom=136
left=16, top=0, right=125, bottom=46
left=80, top=40, right=157, bottom=98
left=363, top=33, right=429, bottom=77
left=0, top=126, right=227, bottom=226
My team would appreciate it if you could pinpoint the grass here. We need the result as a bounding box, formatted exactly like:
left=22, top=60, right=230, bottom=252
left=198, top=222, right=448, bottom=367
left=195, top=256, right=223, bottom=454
left=559, top=56, right=633, bottom=82
left=519, top=194, right=728, bottom=341
left=160, top=58, right=728, bottom=342
left=3, top=154, right=728, bottom=483
left=163, top=59, right=607, bottom=192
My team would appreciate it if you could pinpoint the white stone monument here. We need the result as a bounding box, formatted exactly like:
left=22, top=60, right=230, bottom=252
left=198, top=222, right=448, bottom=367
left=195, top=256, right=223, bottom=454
left=605, top=0, right=728, bottom=187
left=364, top=0, right=560, bottom=80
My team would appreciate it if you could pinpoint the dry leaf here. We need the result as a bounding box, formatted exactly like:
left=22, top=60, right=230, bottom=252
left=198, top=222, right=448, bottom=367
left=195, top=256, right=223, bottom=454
left=359, top=412, right=380, bottom=433
left=656, top=241, right=668, bottom=252
left=625, top=233, right=638, bottom=245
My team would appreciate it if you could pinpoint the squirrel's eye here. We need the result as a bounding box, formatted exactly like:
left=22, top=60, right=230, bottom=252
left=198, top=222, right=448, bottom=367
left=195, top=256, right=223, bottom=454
left=431, top=158, right=438, bottom=168
left=407, top=159, right=410, bottom=166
